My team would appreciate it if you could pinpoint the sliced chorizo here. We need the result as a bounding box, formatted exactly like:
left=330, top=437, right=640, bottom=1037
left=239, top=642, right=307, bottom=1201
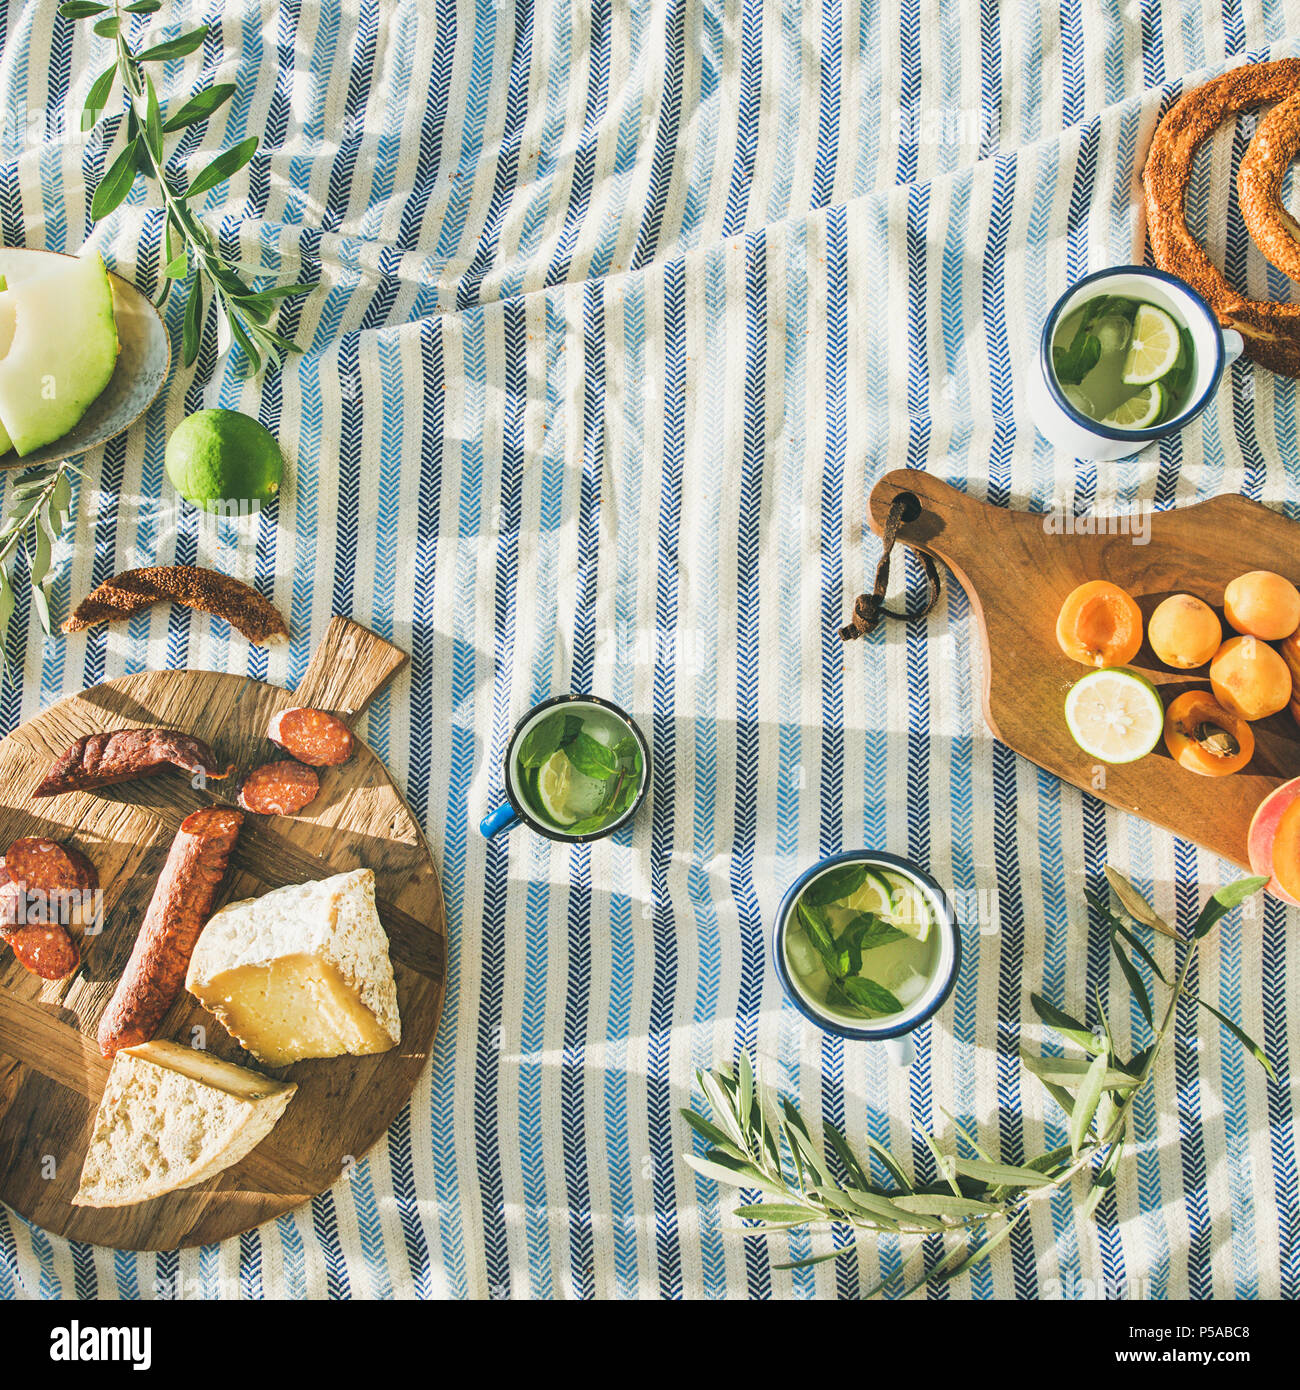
left=1, top=838, right=99, bottom=930
left=267, top=707, right=354, bottom=767
left=238, top=760, right=320, bottom=816
left=34, top=728, right=234, bottom=798
left=96, top=806, right=243, bottom=1057
left=5, top=922, right=79, bottom=980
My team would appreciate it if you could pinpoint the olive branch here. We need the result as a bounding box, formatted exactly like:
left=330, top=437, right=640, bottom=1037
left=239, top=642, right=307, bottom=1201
left=681, top=868, right=1272, bottom=1298
left=0, top=465, right=77, bottom=657
left=64, top=0, right=317, bottom=374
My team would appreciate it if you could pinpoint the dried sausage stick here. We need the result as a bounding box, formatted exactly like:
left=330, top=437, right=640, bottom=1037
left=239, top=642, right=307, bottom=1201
left=96, top=806, right=243, bottom=1057
left=34, top=729, right=233, bottom=798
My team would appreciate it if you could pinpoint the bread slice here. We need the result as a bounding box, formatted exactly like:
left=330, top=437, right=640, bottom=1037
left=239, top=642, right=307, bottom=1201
left=73, top=1040, right=295, bottom=1208
left=186, top=868, right=401, bottom=1066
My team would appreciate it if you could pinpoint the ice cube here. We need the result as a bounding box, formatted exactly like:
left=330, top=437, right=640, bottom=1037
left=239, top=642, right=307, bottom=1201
left=786, top=934, right=820, bottom=980
left=1062, top=384, right=1095, bottom=418
left=891, top=969, right=929, bottom=1008
left=1093, top=314, right=1132, bottom=354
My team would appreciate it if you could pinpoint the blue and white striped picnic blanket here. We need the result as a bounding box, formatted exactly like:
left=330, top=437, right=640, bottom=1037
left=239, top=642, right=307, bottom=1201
left=1, top=0, right=1298, bottom=1299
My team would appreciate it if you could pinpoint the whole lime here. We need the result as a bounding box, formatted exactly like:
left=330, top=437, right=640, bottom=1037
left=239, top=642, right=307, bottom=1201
left=165, top=408, right=284, bottom=514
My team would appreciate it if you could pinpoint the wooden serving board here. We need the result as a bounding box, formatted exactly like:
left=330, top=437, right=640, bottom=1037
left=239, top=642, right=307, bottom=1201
left=868, top=470, right=1300, bottom=870
left=0, top=616, right=446, bottom=1250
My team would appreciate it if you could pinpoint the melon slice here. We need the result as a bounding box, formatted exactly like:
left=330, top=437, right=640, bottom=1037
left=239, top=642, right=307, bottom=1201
left=0, top=252, right=118, bottom=456
left=0, top=275, right=9, bottom=455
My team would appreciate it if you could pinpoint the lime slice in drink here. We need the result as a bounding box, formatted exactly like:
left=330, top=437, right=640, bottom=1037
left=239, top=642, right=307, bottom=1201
left=1064, top=668, right=1163, bottom=764
left=880, top=872, right=933, bottom=942
left=1121, top=305, right=1181, bottom=385
left=1101, top=381, right=1163, bottom=430
left=839, top=869, right=931, bottom=941
left=536, top=750, right=578, bottom=825
left=838, top=870, right=894, bottom=919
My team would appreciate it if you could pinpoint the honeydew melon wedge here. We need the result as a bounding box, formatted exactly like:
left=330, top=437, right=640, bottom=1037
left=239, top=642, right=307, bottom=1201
left=0, top=251, right=118, bottom=457
left=0, top=275, right=8, bottom=455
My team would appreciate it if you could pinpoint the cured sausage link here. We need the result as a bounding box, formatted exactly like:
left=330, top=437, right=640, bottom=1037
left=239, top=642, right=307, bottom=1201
left=34, top=728, right=233, bottom=798
left=96, top=806, right=244, bottom=1057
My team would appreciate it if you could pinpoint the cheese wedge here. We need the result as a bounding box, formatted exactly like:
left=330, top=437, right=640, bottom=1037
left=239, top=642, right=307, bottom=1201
left=186, top=868, right=401, bottom=1067
left=74, top=1040, right=295, bottom=1208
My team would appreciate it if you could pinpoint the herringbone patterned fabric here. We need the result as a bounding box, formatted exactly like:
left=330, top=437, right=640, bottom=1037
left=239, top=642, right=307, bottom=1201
left=0, top=0, right=1298, bottom=1298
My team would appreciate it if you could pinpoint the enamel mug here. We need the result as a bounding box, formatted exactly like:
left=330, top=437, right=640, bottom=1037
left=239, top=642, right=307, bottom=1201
left=771, top=851, right=961, bottom=1068
left=1027, top=265, right=1243, bottom=462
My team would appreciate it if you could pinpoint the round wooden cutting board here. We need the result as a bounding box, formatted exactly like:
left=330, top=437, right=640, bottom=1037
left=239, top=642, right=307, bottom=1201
left=0, top=617, right=445, bottom=1250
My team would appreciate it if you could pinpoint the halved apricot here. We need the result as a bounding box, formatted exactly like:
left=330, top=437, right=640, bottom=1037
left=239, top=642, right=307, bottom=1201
left=1163, top=690, right=1254, bottom=776
left=1148, top=594, right=1222, bottom=669
left=1056, top=580, right=1143, bottom=669
left=1272, top=798, right=1300, bottom=903
left=1210, top=635, right=1293, bottom=720
left=1224, top=570, right=1300, bottom=641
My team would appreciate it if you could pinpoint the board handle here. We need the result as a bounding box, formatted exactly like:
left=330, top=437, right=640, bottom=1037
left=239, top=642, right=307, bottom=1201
left=865, top=468, right=1033, bottom=603
left=868, top=469, right=990, bottom=547
left=293, top=616, right=409, bottom=723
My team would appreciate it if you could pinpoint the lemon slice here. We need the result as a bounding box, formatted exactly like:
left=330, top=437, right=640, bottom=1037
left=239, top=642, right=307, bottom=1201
left=1101, top=381, right=1163, bottom=430
left=1121, top=304, right=1181, bottom=385
left=536, top=750, right=578, bottom=825
left=1064, top=668, right=1163, bottom=764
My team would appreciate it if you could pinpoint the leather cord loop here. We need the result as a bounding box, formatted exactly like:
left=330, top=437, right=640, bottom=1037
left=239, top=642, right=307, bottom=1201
left=839, top=493, right=942, bottom=642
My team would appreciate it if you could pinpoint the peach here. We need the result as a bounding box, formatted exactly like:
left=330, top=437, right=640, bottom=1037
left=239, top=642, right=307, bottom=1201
left=1056, top=580, right=1143, bottom=668
left=1209, top=636, right=1293, bottom=720
left=1249, top=778, right=1300, bottom=905
left=1224, top=570, right=1300, bottom=641
left=1272, top=800, right=1300, bottom=903
left=1148, top=594, right=1222, bottom=669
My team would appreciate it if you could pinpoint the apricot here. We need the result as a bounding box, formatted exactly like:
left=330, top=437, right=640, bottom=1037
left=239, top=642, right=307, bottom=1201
left=1209, top=635, right=1293, bottom=720
left=1148, top=594, right=1222, bottom=669
left=1055, top=580, right=1143, bottom=669
left=1224, top=570, right=1300, bottom=641
left=1280, top=630, right=1300, bottom=697
left=1162, top=690, right=1254, bottom=776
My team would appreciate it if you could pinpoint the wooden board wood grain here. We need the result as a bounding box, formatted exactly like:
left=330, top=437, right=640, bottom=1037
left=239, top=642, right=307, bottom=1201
left=868, top=470, right=1300, bottom=870
left=0, top=616, right=445, bottom=1250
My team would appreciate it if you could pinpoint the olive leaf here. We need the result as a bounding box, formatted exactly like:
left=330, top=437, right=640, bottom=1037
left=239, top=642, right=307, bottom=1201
left=0, top=465, right=76, bottom=662
left=1192, top=875, right=1269, bottom=940
left=136, top=25, right=209, bottom=62
left=162, top=81, right=236, bottom=133
left=184, top=135, right=259, bottom=200
left=91, top=139, right=139, bottom=219
left=1029, top=992, right=1105, bottom=1056
left=82, top=62, right=116, bottom=130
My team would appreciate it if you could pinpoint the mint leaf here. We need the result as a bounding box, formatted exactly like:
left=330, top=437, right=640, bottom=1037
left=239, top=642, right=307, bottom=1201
left=802, top=863, right=869, bottom=908
left=566, top=732, right=617, bottom=779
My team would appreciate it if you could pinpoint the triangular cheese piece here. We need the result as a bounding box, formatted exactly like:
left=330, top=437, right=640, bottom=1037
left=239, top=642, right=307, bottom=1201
left=74, top=1040, right=295, bottom=1208
left=186, top=868, right=401, bottom=1066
